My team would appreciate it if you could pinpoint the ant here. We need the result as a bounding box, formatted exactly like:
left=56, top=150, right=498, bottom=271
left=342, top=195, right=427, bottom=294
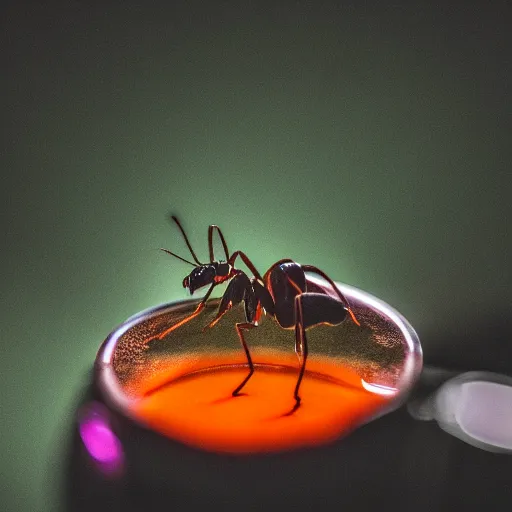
left=157, top=216, right=360, bottom=414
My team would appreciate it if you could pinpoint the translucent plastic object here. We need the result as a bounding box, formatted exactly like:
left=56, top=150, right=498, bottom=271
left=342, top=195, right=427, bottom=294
left=408, top=371, right=512, bottom=453
left=96, top=278, right=422, bottom=454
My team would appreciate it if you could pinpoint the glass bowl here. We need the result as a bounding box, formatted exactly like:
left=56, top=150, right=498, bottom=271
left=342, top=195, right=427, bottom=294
left=95, top=277, right=422, bottom=454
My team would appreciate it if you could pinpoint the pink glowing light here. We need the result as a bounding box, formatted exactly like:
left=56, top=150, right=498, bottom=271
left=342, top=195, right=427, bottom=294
left=79, top=402, right=124, bottom=473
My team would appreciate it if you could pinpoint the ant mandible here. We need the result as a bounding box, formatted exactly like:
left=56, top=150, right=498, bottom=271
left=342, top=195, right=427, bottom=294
left=157, top=216, right=360, bottom=414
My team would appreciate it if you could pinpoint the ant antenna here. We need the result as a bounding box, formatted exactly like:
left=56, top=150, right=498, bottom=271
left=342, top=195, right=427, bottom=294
left=160, top=248, right=197, bottom=267
left=171, top=215, right=203, bottom=265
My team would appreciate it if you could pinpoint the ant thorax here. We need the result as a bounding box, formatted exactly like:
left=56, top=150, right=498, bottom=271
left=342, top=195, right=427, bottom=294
left=213, top=261, right=236, bottom=284
left=214, top=261, right=231, bottom=277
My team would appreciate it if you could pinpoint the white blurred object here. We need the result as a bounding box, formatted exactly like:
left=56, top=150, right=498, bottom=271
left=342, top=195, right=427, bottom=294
left=408, top=371, right=512, bottom=453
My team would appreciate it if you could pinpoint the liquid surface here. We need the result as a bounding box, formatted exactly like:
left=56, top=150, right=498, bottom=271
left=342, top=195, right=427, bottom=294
left=127, top=351, right=397, bottom=453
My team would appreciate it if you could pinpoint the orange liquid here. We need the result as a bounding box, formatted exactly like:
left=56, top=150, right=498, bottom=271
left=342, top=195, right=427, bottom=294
left=128, top=352, right=395, bottom=454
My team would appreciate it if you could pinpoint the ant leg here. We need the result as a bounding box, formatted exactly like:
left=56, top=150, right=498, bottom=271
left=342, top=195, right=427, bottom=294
left=203, top=273, right=250, bottom=330
left=301, top=265, right=360, bottom=326
left=228, top=251, right=263, bottom=281
left=288, top=295, right=308, bottom=414
left=152, top=283, right=216, bottom=341
left=232, top=322, right=257, bottom=396
left=208, top=225, right=230, bottom=262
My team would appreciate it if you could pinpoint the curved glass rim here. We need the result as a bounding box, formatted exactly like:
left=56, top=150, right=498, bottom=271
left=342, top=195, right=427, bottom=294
left=95, top=278, right=423, bottom=435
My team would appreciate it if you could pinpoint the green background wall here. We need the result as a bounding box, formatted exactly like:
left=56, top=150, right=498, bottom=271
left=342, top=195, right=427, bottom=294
left=2, top=2, right=511, bottom=510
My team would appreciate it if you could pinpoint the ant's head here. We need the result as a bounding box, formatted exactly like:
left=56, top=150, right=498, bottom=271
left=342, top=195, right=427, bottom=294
left=183, top=265, right=216, bottom=295
left=161, top=215, right=231, bottom=295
